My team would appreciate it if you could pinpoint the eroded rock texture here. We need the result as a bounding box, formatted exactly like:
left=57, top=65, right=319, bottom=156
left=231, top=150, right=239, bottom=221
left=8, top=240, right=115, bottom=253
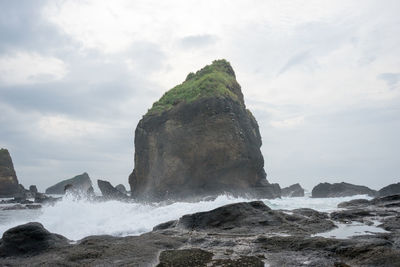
left=129, top=60, right=279, bottom=201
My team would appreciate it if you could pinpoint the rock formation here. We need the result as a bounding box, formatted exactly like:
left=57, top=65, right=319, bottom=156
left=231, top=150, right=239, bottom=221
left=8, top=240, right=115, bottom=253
left=29, top=185, right=38, bottom=194
left=129, top=59, right=280, bottom=201
left=379, top=182, right=400, bottom=197
left=0, top=148, right=20, bottom=197
left=45, top=172, right=92, bottom=195
left=115, top=184, right=128, bottom=194
left=281, top=183, right=305, bottom=197
left=0, top=222, right=69, bottom=257
left=311, top=182, right=377, bottom=198
left=97, top=180, right=128, bottom=200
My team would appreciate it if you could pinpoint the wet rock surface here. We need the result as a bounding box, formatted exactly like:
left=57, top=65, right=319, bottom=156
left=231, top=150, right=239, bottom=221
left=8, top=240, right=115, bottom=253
left=2, top=200, right=398, bottom=266
left=334, top=194, right=400, bottom=229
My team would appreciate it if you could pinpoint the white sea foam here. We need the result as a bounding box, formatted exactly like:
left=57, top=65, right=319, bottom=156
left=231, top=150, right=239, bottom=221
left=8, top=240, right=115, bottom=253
left=0, top=194, right=372, bottom=241
left=313, top=221, right=389, bottom=239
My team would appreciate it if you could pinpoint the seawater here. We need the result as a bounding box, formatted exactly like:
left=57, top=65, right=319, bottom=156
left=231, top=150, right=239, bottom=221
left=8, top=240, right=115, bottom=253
left=0, top=194, right=373, bottom=241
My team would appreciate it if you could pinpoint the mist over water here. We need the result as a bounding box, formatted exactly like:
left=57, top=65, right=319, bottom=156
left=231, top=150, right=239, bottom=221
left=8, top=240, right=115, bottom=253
left=0, top=194, right=372, bottom=241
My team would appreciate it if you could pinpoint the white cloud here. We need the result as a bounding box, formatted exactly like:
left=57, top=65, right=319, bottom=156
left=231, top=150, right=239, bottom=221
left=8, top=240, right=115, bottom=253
left=38, top=115, right=105, bottom=139
left=0, top=52, right=67, bottom=85
left=270, top=116, right=305, bottom=129
left=2, top=0, right=400, bottom=189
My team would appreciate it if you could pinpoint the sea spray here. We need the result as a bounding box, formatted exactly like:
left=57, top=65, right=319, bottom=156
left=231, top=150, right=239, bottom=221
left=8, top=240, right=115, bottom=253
left=0, top=194, right=372, bottom=240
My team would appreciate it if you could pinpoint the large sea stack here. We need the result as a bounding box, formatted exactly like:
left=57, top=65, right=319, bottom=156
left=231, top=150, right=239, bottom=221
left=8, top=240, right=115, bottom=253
left=129, top=60, right=280, bottom=201
left=0, top=148, right=19, bottom=197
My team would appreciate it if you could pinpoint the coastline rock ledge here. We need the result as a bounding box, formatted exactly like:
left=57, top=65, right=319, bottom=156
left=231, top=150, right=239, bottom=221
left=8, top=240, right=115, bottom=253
left=129, top=59, right=280, bottom=201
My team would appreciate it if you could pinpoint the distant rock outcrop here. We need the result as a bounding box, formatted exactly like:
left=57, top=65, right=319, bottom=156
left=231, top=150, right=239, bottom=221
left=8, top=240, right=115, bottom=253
left=45, top=173, right=92, bottom=195
left=379, top=182, right=400, bottom=197
left=311, top=182, right=377, bottom=198
left=0, top=148, right=20, bottom=197
left=97, top=180, right=128, bottom=200
left=129, top=60, right=280, bottom=201
left=29, top=185, right=38, bottom=194
left=115, top=184, right=128, bottom=194
left=281, top=183, right=305, bottom=197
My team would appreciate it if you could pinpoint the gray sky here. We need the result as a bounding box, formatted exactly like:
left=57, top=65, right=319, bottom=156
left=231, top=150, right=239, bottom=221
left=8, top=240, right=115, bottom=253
left=0, top=0, right=399, bottom=192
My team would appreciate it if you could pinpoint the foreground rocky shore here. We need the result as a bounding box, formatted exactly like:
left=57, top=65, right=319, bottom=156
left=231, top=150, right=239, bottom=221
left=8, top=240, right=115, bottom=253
left=0, top=194, right=399, bottom=266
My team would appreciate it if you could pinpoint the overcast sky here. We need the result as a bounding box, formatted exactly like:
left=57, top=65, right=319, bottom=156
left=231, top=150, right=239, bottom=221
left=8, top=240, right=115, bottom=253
left=0, top=0, right=399, bottom=192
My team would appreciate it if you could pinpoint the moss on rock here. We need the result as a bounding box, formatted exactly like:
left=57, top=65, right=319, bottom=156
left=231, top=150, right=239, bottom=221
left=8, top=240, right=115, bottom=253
left=147, top=59, right=242, bottom=115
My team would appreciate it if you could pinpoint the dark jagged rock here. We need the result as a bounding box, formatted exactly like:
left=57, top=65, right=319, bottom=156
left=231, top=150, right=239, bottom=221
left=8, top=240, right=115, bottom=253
left=334, top=194, right=400, bottom=228
left=45, top=172, right=92, bottom=195
left=97, top=180, right=128, bottom=200
left=1, top=200, right=400, bottom=266
left=129, top=60, right=280, bottom=201
left=311, top=182, right=377, bottom=198
left=371, top=194, right=400, bottom=206
left=115, top=184, right=128, bottom=194
left=379, top=216, right=400, bottom=232
left=281, top=183, right=305, bottom=197
left=379, top=182, right=400, bottom=197
left=0, top=222, right=69, bottom=257
left=330, top=209, right=374, bottom=223
left=0, top=148, right=19, bottom=197
left=158, top=201, right=335, bottom=235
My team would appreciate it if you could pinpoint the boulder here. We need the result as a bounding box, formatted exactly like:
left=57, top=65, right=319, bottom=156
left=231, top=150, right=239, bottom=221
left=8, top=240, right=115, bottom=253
left=97, top=180, right=128, bottom=200
left=379, top=182, right=400, bottom=197
left=129, top=60, right=280, bottom=201
left=115, top=184, right=128, bottom=194
left=311, top=182, right=377, bottom=198
left=0, top=148, right=19, bottom=197
left=157, top=201, right=335, bottom=235
left=45, top=172, right=92, bottom=195
left=281, top=183, right=305, bottom=197
left=0, top=222, right=69, bottom=257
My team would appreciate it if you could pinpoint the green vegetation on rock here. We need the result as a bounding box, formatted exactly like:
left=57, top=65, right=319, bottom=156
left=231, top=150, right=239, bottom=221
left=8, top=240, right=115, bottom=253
left=147, top=59, right=242, bottom=115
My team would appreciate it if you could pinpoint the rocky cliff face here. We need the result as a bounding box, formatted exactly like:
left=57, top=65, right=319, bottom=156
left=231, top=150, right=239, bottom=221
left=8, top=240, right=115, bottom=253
left=0, top=148, right=19, bottom=197
left=129, top=60, right=280, bottom=201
